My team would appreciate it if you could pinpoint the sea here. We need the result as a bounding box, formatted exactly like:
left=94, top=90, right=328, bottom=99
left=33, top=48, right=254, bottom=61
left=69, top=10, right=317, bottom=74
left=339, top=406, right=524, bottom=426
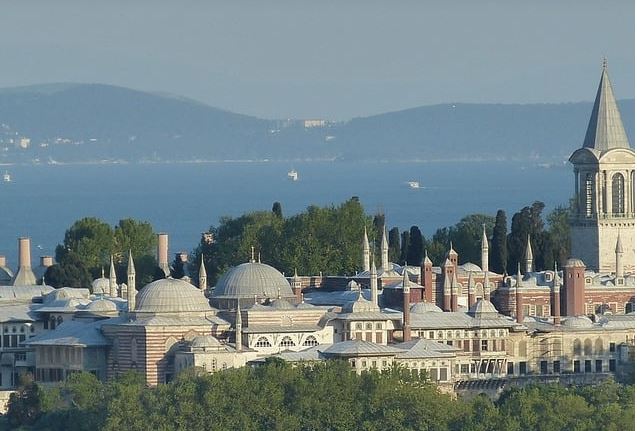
left=0, top=160, right=571, bottom=266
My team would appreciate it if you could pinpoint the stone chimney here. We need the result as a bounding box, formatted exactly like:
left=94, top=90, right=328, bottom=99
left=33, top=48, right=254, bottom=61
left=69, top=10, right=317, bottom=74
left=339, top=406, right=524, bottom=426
left=0, top=256, right=6, bottom=267
left=564, top=258, right=586, bottom=316
left=402, top=270, right=411, bottom=342
left=18, top=237, right=31, bottom=269
left=157, top=233, right=170, bottom=276
left=40, top=256, right=53, bottom=267
left=515, top=263, right=524, bottom=324
left=421, top=250, right=433, bottom=303
left=551, top=263, right=561, bottom=325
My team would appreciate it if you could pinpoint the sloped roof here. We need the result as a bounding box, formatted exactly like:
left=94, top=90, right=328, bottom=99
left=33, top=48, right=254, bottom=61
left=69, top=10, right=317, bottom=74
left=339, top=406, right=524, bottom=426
left=395, top=338, right=458, bottom=359
left=320, top=339, right=405, bottom=357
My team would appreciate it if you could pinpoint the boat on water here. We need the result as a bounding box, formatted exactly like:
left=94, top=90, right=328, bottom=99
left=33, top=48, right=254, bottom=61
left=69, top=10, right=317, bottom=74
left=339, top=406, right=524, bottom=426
left=3, top=171, right=11, bottom=183
left=288, top=169, right=299, bottom=181
left=407, top=181, right=420, bottom=189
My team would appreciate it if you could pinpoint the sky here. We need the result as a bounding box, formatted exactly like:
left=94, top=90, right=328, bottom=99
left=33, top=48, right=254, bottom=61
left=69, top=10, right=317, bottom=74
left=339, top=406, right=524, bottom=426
left=0, top=0, right=634, bottom=120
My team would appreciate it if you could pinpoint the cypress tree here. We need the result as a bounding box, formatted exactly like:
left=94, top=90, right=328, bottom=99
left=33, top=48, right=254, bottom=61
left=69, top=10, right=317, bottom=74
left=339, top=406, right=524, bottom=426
left=399, top=230, right=410, bottom=264
left=388, top=227, right=401, bottom=263
left=406, top=226, right=424, bottom=265
left=491, top=210, right=507, bottom=274
left=272, top=201, right=283, bottom=218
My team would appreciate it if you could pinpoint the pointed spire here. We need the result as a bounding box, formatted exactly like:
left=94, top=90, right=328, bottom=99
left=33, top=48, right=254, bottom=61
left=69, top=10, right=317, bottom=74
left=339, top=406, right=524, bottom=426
left=109, top=255, right=117, bottom=297
left=615, top=232, right=624, bottom=279
left=553, top=261, right=560, bottom=290
left=423, top=249, right=432, bottom=265
left=582, top=60, right=630, bottom=151
left=615, top=231, right=624, bottom=253
left=481, top=224, right=489, bottom=272
left=482, top=224, right=488, bottom=248
left=127, top=250, right=135, bottom=275
left=402, top=265, right=410, bottom=293
left=362, top=226, right=370, bottom=272
left=370, top=258, right=378, bottom=308
left=524, top=235, right=533, bottom=273
left=41, top=273, right=46, bottom=286
left=235, top=301, right=242, bottom=352
left=516, top=262, right=522, bottom=287
left=198, top=254, right=207, bottom=292
left=449, top=240, right=457, bottom=255
left=199, top=254, right=207, bottom=277
left=381, top=225, right=389, bottom=272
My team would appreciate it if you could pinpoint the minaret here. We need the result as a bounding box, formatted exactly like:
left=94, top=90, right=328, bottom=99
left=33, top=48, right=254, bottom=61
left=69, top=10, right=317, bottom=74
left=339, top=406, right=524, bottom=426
left=481, top=224, right=489, bottom=272
left=370, top=259, right=378, bottom=308
left=515, top=263, right=524, bottom=324
left=483, top=270, right=490, bottom=302
left=402, top=269, right=411, bottom=342
left=551, top=262, right=561, bottom=324
left=381, top=225, right=389, bottom=272
left=198, top=254, right=207, bottom=292
left=235, top=302, right=243, bottom=352
left=524, top=235, right=533, bottom=274
left=127, top=250, right=136, bottom=312
left=362, top=227, right=370, bottom=272
left=467, top=270, right=476, bottom=308
left=421, top=250, right=433, bottom=303
left=108, top=255, right=117, bottom=297
left=615, top=232, right=624, bottom=279
left=443, top=261, right=452, bottom=312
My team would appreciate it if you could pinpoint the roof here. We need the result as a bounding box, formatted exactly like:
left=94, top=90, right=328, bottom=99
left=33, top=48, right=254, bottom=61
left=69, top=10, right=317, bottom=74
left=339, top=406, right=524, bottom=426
left=11, top=267, right=37, bottom=287
left=275, top=345, right=326, bottom=362
left=243, top=324, right=322, bottom=334
left=109, top=314, right=230, bottom=327
left=320, top=339, right=405, bottom=357
left=0, top=285, right=54, bottom=303
left=135, top=277, right=212, bottom=314
left=25, top=319, right=112, bottom=347
left=304, top=289, right=373, bottom=307
left=409, top=309, right=516, bottom=330
left=582, top=64, right=630, bottom=152
left=395, top=338, right=458, bottom=359
left=0, top=304, right=38, bottom=323
left=212, top=262, right=294, bottom=300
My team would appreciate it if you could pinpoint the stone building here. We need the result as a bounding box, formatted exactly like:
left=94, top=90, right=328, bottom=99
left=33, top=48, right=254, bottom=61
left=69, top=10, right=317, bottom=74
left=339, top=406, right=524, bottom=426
left=569, top=61, right=635, bottom=273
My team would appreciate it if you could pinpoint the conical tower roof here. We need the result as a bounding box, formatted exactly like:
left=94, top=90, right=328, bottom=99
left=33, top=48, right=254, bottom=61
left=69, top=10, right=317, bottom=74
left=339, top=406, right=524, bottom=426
left=582, top=61, right=630, bottom=152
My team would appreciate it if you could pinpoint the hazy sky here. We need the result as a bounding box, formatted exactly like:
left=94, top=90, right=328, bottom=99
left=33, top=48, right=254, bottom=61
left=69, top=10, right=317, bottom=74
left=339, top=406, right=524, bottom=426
left=0, top=0, right=634, bottom=119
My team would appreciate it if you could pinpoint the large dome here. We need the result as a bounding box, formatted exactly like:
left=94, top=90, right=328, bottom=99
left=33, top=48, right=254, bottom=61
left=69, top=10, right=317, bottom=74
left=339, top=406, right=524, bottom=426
left=213, top=262, right=293, bottom=299
left=135, top=278, right=212, bottom=314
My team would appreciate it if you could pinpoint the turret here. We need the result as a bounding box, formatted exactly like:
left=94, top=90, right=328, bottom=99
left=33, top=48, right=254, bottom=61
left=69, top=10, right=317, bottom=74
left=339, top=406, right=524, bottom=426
left=515, top=263, right=524, bottom=324
left=551, top=262, right=561, bottom=324
left=447, top=241, right=458, bottom=267
left=402, top=269, right=411, bottom=342
left=370, top=259, right=378, bottom=308
left=291, top=268, right=303, bottom=302
left=362, top=227, right=370, bottom=272
left=467, top=271, right=476, bottom=308
left=481, top=224, right=489, bottom=272
left=450, top=270, right=459, bottom=312
left=109, top=255, right=117, bottom=297
left=443, top=261, right=452, bottom=312
left=198, top=254, right=207, bottom=292
left=381, top=225, right=389, bottom=272
left=524, top=235, right=533, bottom=274
left=421, top=250, right=433, bottom=303
left=235, top=302, right=243, bottom=352
left=127, top=250, right=136, bottom=312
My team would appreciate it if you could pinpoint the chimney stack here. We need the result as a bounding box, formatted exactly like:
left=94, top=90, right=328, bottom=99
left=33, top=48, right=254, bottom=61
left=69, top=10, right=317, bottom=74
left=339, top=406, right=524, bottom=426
left=40, top=256, right=53, bottom=267
left=515, top=264, right=524, bottom=324
left=18, top=237, right=31, bottom=269
left=421, top=250, right=433, bottom=303
left=157, top=233, right=170, bottom=276
left=0, top=256, right=6, bottom=267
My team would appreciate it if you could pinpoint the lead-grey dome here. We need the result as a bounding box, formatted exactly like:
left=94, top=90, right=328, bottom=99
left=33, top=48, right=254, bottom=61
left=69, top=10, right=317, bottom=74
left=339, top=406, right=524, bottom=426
left=562, top=315, right=593, bottom=328
left=91, top=278, right=110, bottom=295
left=135, top=278, right=211, bottom=314
left=86, top=299, right=117, bottom=312
left=410, top=302, right=442, bottom=314
left=212, top=262, right=293, bottom=299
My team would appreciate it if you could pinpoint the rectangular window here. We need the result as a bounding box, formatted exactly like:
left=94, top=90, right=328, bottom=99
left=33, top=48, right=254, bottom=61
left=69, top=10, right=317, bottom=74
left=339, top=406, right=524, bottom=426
left=507, top=362, right=514, bottom=375
left=371, top=360, right=377, bottom=369
left=365, top=332, right=372, bottom=342
left=470, top=363, right=476, bottom=373
left=595, top=360, right=602, bottom=373
left=609, top=359, right=616, bottom=372
left=553, top=361, right=561, bottom=373
left=461, top=364, right=469, bottom=374
left=429, top=368, right=438, bottom=381
left=447, top=341, right=453, bottom=346
left=473, top=340, right=480, bottom=352
left=519, top=362, right=527, bottom=375
left=376, top=333, right=383, bottom=344
left=574, top=360, right=581, bottom=373
left=610, top=343, right=616, bottom=353
left=439, top=368, right=448, bottom=381
left=540, top=361, right=548, bottom=374
left=361, top=360, right=367, bottom=368
left=429, top=331, right=434, bottom=339
left=584, top=360, right=592, bottom=373
left=481, top=340, right=488, bottom=351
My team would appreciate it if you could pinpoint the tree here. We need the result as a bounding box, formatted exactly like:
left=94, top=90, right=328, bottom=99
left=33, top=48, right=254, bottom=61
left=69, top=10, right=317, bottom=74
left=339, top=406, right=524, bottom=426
left=272, top=201, right=283, bottom=219
left=507, top=201, right=546, bottom=274
left=543, top=206, right=571, bottom=268
left=388, top=227, right=401, bottom=263
left=56, top=217, right=114, bottom=272
left=44, top=252, right=92, bottom=288
left=399, top=230, right=410, bottom=264
left=491, top=210, right=508, bottom=274
left=406, top=226, right=424, bottom=266
left=170, top=254, right=185, bottom=279
left=6, top=374, right=43, bottom=427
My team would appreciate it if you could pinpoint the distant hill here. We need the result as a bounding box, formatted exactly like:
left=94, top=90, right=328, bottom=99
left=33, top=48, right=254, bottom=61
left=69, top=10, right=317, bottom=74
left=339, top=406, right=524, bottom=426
left=0, top=83, right=632, bottom=163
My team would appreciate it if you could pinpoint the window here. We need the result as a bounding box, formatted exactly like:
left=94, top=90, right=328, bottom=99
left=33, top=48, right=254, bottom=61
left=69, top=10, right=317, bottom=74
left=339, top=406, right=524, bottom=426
left=553, top=361, right=560, bottom=373
left=375, top=333, right=383, bottom=344
left=540, top=361, right=548, bottom=374
left=584, top=360, right=592, bottom=373
left=573, top=339, right=582, bottom=355
left=463, top=340, right=470, bottom=352
left=609, top=359, right=616, bottom=372
left=356, top=323, right=363, bottom=330
left=610, top=342, right=616, bottom=353
left=280, top=336, right=295, bottom=348
left=371, top=360, right=377, bottom=369
left=439, top=368, right=448, bottom=381
left=595, top=360, right=602, bottom=373
left=584, top=339, right=592, bottom=355
left=361, top=360, right=367, bottom=367
left=382, top=360, right=387, bottom=367
left=365, top=323, right=372, bottom=330
left=612, top=173, right=625, bottom=214
left=429, top=331, right=434, bottom=339
left=519, top=362, right=527, bottom=375
left=375, top=323, right=382, bottom=330
left=574, top=360, right=581, bottom=373
left=585, top=173, right=593, bottom=217
left=303, top=336, right=318, bottom=347
left=461, top=364, right=470, bottom=374
left=255, top=337, right=272, bottom=347
left=481, top=340, right=488, bottom=351
left=447, top=341, right=453, bottom=346
left=507, top=362, right=514, bottom=375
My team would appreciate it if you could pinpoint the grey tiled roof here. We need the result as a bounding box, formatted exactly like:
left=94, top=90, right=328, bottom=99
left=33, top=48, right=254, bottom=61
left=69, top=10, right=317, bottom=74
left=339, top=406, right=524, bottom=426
left=395, top=338, right=458, bottom=359
left=320, top=340, right=405, bottom=357
left=25, top=319, right=112, bottom=347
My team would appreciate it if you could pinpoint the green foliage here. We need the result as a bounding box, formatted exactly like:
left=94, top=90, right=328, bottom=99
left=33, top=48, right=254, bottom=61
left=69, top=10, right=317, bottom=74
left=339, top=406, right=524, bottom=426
left=507, top=201, right=546, bottom=274
left=8, top=367, right=633, bottom=431
left=542, top=206, right=571, bottom=268
left=388, top=227, right=400, bottom=263
left=491, top=209, right=508, bottom=274
left=54, top=217, right=158, bottom=289
left=406, top=226, right=424, bottom=266
left=428, top=214, right=495, bottom=265
left=399, top=230, right=410, bottom=263
left=272, top=201, right=283, bottom=218
left=192, top=198, right=371, bottom=283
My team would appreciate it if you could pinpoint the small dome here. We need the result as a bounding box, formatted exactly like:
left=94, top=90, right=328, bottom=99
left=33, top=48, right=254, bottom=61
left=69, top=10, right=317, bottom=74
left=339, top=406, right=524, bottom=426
left=459, top=262, right=482, bottom=272
left=135, top=278, right=211, bottom=314
left=269, top=298, right=295, bottom=310
left=410, top=302, right=442, bottom=313
left=469, top=299, right=499, bottom=316
left=86, top=299, right=117, bottom=312
left=562, top=315, right=593, bottom=328
left=213, top=262, right=294, bottom=299
left=91, top=278, right=110, bottom=294
left=191, top=335, right=222, bottom=348
left=564, top=258, right=586, bottom=268
left=342, top=293, right=378, bottom=313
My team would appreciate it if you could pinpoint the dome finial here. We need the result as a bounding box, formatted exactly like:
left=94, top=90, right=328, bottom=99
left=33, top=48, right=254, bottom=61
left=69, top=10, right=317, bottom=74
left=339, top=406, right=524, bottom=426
left=258, top=252, right=261, bottom=263
left=277, top=285, right=281, bottom=299
left=602, top=56, right=608, bottom=70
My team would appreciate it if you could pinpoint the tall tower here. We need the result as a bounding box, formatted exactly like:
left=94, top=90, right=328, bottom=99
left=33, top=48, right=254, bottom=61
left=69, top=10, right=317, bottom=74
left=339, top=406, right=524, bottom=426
left=362, top=227, right=370, bottom=272
left=481, top=225, right=489, bottom=272
left=380, top=225, right=389, bottom=272
left=523, top=235, right=533, bottom=274
left=569, top=61, right=635, bottom=273
left=370, top=259, right=378, bottom=308
left=109, top=255, right=117, bottom=297
left=127, top=250, right=136, bottom=312
left=402, top=269, right=411, bottom=342
left=198, top=254, right=207, bottom=292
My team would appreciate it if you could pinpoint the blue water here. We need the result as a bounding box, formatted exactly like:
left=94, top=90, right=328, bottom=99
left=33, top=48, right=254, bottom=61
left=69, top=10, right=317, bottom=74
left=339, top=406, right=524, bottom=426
left=0, top=161, right=571, bottom=266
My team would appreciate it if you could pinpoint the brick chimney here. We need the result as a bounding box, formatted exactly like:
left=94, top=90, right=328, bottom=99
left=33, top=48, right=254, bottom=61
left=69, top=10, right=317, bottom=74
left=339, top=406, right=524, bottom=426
left=564, top=258, right=586, bottom=316
left=421, top=250, right=433, bottom=303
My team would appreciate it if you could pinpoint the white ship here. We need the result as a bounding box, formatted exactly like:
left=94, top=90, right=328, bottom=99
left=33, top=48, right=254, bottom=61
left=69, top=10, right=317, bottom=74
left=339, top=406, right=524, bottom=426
left=407, top=181, right=420, bottom=189
left=2, top=171, right=11, bottom=183
left=287, top=169, right=299, bottom=181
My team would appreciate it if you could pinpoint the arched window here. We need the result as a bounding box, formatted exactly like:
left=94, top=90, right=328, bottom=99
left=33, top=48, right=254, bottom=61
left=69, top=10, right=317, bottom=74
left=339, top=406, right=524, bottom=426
left=255, top=337, right=271, bottom=348
left=518, top=341, right=527, bottom=357
left=584, top=339, right=592, bottom=355
left=594, top=338, right=604, bottom=355
left=303, top=335, right=319, bottom=347
left=573, top=339, right=582, bottom=355
left=56, top=316, right=63, bottom=326
left=585, top=173, right=594, bottom=217
left=612, top=173, right=625, bottom=214
left=280, top=336, right=295, bottom=348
